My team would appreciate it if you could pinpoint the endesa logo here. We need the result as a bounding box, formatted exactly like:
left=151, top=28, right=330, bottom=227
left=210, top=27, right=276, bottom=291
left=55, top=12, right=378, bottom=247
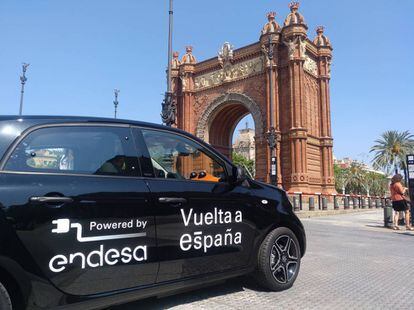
left=49, top=219, right=148, bottom=273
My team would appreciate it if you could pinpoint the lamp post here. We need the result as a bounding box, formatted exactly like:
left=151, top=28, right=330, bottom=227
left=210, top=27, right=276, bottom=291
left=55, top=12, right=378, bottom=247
left=265, top=35, right=278, bottom=185
left=161, top=0, right=175, bottom=126
left=113, top=89, right=120, bottom=119
left=19, top=63, right=30, bottom=116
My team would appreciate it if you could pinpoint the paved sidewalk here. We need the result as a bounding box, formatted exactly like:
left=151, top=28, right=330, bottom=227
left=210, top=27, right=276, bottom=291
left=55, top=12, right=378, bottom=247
left=116, top=210, right=414, bottom=309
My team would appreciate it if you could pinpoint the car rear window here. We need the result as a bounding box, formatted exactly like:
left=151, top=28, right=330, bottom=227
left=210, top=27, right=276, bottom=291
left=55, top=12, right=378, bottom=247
left=4, top=125, right=140, bottom=177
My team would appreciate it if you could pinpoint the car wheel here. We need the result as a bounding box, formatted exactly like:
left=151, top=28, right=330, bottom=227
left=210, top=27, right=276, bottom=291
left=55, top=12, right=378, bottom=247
left=254, top=227, right=301, bottom=291
left=0, top=282, right=12, bottom=310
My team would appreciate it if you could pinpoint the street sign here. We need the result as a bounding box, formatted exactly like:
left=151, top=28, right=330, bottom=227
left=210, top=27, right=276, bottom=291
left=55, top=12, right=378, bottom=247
left=407, top=154, right=414, bottom=180
left=271, top=156, right=277, bottom=176
left=407, top=155, right=414, bottom=226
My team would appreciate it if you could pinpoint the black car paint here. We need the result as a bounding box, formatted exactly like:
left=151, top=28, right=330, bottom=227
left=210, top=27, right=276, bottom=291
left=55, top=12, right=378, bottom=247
left=0, top=116, right=306, bottom=310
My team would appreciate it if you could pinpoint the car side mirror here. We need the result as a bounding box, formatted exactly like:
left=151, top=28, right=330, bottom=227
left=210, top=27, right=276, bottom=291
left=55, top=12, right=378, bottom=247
left=233, top=165, right=247, bottom=184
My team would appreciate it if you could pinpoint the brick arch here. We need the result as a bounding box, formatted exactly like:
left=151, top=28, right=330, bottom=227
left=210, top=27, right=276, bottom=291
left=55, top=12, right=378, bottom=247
left=195, top=92, right=264, bottom=144
left=172, top=31, right=336, bottom=193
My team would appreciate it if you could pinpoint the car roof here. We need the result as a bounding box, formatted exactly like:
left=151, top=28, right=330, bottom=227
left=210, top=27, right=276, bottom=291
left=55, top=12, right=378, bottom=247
left=0, top=115, right=195, bottom=135
left=0, top=115, right=162, bottom=127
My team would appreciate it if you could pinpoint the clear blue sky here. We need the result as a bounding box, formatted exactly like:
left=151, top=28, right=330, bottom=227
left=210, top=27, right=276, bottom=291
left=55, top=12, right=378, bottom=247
left=1, top=0, right=413, bottom=165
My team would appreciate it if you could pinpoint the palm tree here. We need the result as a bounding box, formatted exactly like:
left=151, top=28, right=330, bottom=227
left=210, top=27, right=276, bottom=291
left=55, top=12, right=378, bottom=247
left=345, top=162, right=366, bottom=194
left=365, top=172, right=388, bottom=196
left=370, top=130, right=414, bottom=178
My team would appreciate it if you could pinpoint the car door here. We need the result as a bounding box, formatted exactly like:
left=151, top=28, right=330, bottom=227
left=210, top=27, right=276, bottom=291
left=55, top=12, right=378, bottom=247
left=0, top=123, right=158, bottom=296
left=135, top=127, right=257, bottom=282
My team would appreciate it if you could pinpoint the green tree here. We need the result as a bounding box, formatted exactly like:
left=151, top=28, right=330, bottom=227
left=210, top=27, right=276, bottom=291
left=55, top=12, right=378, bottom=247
left=335, top=162, right=389, bottom=196
left=232, top=152, right=255, bottom=178
left=363, top=172, right=388, bottom=196
left=345, top=162, right=367, bottom=194
left=370, top=130, right=414, bottom=178
left=365, top=172, right=388, bottom=196
left=334, top=164, right=348, bottom=194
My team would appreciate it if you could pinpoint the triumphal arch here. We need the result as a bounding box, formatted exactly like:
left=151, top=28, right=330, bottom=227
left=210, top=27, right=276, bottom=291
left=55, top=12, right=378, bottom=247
left=167, top=2, right=335, bottom=194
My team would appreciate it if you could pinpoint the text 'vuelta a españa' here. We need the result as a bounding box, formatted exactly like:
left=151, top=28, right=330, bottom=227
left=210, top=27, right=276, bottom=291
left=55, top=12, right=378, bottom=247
left=179, top=208, right=243, bottom=253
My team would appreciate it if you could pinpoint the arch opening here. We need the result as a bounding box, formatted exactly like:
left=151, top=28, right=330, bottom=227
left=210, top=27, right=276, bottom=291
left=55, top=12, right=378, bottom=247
left=208, top=102, right=251, bottom=159
left=195, top=92, right=265, bottom=180
left=231, top=114, right=255, bottom=177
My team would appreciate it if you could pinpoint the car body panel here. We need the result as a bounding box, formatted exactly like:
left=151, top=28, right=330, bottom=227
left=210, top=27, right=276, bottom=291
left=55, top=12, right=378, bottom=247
left=0, top=116, right=306, bottom=309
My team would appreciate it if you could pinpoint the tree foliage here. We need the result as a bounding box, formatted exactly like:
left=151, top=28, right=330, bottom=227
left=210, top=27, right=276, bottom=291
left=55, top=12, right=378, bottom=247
left=232, top=152, right=255, bottom=177
left=334, top=163, right=388, bottom=196
left=370, top=130, right=414, bottom=176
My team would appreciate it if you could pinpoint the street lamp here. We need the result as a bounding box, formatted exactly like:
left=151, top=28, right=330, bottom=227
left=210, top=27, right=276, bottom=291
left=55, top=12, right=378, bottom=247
left=265, top=34, right=278, bottom=185
left=161, top=0, right=176, bottom=126
left=113, top=89, right=120, bottom=119
left=19, top=63, right=30, bottom=116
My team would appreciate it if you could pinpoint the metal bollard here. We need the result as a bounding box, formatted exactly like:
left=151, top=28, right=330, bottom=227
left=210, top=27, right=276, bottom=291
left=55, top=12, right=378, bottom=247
left=298, top=193, right=303, bottom=211
left=411, top=203, right=414, bottom=226
left=368, top=197, right=372, bottom=209
left=309, top=197, right=315, bottom=211
left=384, top=204, right=393, bottom=228
left=353, top=197, right=358, bottom=209
left=344, top=196, right=350, bottom=209
left=375, top=198, right=380, bottom=208
left=316, top=193, right=322, bottom=210
left=293, top=196, right=299, bottom=212
left=322, top=197, right=328, bottom=210
left=334, top=195, right=339, bottom=210
left=361, top=197, right=366, bottom=209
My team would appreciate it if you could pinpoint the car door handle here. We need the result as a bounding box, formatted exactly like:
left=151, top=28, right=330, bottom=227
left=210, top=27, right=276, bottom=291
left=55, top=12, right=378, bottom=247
left=30, top=196, right=74, bottom=204
left=158, top=197, right=187, bottom=204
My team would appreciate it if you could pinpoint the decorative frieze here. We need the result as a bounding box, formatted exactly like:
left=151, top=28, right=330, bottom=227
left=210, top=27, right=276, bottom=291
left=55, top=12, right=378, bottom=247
left=194, top=56, right=264, bottom=91
left=303, top=53, right=318, bottom=75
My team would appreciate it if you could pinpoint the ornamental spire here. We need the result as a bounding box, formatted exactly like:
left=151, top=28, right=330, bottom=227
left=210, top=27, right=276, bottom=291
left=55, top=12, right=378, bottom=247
left=313, top=26, right=331, bottom=47
left=261, top=11, right=280, bottom=35
left=171, top=51, right=181, bottom=69
left=284, top=2, right=306, bottom=27
left=181, top=46, right=196, bottom=64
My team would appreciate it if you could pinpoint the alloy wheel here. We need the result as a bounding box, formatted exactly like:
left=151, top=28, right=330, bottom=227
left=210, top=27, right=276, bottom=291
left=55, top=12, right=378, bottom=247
left=269, top=234, right=299, bottom=284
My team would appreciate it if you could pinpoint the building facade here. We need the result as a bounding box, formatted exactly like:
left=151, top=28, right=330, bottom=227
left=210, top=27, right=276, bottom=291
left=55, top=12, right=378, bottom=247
left=233, top=123, right=256, bottom=161
left=168, top=2, right=335, bottom=194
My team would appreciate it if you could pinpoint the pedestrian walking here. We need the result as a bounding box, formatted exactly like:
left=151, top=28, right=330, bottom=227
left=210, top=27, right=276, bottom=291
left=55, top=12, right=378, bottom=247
left=390, top=174, right=413, bottom=230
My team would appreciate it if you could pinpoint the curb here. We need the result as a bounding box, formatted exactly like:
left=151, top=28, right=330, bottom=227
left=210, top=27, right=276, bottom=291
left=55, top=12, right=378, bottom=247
left=295, top=209, right=380, bottom=219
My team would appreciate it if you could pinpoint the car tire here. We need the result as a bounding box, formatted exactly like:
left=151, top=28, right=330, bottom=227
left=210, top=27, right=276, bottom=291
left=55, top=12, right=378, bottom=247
left=254, top=227, right=301, bottom=291
left=0, top=282, right=12, bottom=310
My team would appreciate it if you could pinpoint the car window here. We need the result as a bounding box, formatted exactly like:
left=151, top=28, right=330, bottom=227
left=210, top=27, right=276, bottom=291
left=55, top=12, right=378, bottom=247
left=0, top=121, right=27, bottom=163
left=141, top=129, right=226, bottom=182
left=4, top=126, right=140, bottom=177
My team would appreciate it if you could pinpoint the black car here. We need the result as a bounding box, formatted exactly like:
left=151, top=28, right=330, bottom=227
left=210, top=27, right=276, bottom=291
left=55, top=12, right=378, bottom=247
left=0, top=116, right=306, bottom=310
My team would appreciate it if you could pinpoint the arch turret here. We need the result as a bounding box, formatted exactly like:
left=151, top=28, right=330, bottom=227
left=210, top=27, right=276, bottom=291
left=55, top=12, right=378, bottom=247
left=284, top=2, right=306, bottom=27
left=181, top=46, right=196, bottom=64
left=313, top=26, right=331, bottom=47
left=261, top=12, right=280, bottom=35
left=171, top=51, right=181, bottom=69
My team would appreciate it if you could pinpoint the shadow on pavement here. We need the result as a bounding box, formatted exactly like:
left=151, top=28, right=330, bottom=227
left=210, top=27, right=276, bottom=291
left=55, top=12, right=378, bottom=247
left=365, top=225, right=387, bottom=228
left=113, top=276, right=262, bottom=309
left=398, top=232, right=414, bottom=237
